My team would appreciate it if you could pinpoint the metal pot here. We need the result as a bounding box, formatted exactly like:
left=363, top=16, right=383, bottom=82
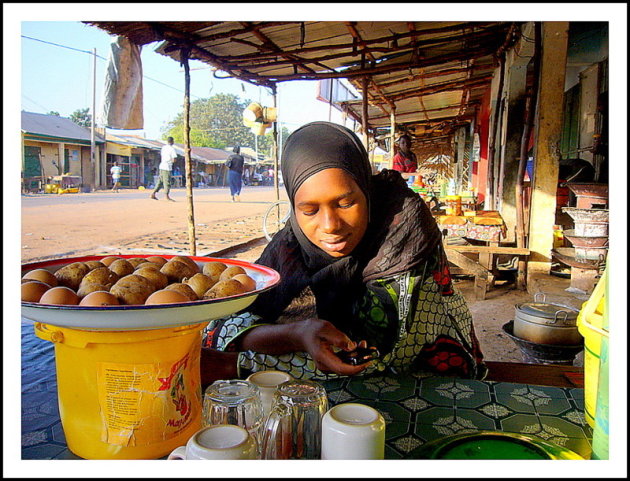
left=513, top=294, right=582, bottom=345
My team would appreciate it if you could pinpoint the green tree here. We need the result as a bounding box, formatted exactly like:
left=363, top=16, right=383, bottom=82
left=70, top=108, right=92, bottom=127
left=163, top=93, right=260, bottom=149
left=46, top=111, right=60, bottom=116
left=167, top=124, right=219, bottom=147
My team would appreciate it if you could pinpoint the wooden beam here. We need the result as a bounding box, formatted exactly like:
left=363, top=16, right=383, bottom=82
left=527, top=22, right=569, bottom=283
left=444, top=245, right=530, bottom=255
left=445, top=249, right=489, bottom=300
left=361, top=76, right=370, bottom=150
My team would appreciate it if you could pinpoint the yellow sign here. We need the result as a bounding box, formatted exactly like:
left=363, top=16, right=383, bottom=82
left=106, top=142, right=131, bottom=156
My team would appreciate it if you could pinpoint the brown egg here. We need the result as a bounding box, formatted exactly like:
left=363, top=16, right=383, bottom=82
left=232, top=274, right=257, bottom=293
left=165, top=283, right=198, bottom=301
left=171, top=255, right=200, bottom=274
left=100, top=256, right=122, bottom=267
left=203, top=279, right=246, bottom=299
left=219, top=265, right=247, bottom=281
left=22, top=268, right=58, bottom=287
left=54, top=262, right=90, bottom=291
left=79, top=291, right=120, bottom=306
left=127, top=257, right=148, bottom=269
left=146, top=256, right=168, bottom=267
left=145, top=289, right=190, bottom=305
left=85, top=260, right=106, bottom=271
left=21, top=280, right=51, bottom=302
left=81, top=266, right=120, bottom=289
left=108, top=258, right=134, bottom=277
left=203, top=261, right=227, bottom=280
left=135, top=267, right=169, bottom=290
left=39, top=286, right=80, bottom=305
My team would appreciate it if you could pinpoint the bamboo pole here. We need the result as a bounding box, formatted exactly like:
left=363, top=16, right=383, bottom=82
left=181, top=49, right=197, bottom=256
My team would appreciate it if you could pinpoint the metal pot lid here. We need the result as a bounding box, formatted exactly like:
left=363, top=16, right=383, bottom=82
left=515, top=302, right=579, bottom=320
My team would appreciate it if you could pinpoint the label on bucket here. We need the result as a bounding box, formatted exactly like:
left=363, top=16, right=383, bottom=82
left=96, top=352, right=198, bottom=446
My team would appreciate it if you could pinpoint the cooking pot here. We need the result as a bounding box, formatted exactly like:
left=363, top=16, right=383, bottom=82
left=514, top=294, right=582, bottom=345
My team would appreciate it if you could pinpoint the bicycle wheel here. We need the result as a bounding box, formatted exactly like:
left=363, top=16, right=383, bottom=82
left=262, top=201, right=291, bottom=241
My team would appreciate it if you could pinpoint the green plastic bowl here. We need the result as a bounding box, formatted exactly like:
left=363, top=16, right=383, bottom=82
left=415, top=431, right=583, bottom=460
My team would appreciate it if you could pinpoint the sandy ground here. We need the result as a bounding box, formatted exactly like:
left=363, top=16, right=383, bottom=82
left=21, top=186, right=585, bottom=366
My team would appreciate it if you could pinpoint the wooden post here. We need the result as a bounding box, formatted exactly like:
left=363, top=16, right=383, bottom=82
left=181, top=49, right=197, bottom=256
left=389, top=107, right=396, bottom=169
left=90, top=48, right=97, bottom=192
left=486, top=52, right=506, bottom=209
left=361, top=76, right=369, bottom=151
left=527, top=22, right=569, bottom=285
left=500, top=23, right=534, bottom=245
left=272, top=83, right=280, bottom=202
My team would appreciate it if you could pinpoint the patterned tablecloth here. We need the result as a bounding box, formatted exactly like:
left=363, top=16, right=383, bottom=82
left=21, top=320, right=591, bottom=460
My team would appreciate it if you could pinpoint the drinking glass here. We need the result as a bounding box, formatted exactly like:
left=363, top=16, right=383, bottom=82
left=202, top=379, right=264, bottom=456
left=261, top=379, right=328, bottom=459
left=246, top=370, right=293, bottom=420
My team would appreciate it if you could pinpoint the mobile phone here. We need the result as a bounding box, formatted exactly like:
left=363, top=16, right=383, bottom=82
left=335, top=347, right=380, bottom=366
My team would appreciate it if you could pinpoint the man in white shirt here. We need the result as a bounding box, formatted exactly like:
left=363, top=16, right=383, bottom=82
left=110, top=161, right=122, bottom=193
left=151, top=137, right=177, bottom=201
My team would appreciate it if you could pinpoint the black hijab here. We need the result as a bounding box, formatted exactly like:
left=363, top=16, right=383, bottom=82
left=250, top=122, right=442, bottom=333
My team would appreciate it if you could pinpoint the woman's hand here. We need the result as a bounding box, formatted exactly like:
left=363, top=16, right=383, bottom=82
left=293, top=319, right=372, bottom=376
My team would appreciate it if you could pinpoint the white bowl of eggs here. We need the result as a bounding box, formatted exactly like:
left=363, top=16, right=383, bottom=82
left=21, top=254, right=280, bottom=331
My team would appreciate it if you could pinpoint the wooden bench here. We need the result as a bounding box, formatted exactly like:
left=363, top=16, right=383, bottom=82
left=445, top=244, right=530, bottom=300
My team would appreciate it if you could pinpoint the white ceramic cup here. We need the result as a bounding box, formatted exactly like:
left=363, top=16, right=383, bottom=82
left=167, top=425, right=257, bottom=460
left=246, top=370, right=293, bottom=419
left=321, top=403, right=386, bottom=460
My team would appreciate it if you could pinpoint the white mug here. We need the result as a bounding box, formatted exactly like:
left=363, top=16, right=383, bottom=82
left=246, top=370, right=293, bottom=419
left=168, top=425, right=257, bottom=460
left=321, top=403, right=386, bottom=460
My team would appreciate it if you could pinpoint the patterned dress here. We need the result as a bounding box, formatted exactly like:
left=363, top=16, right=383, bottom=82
left=203, top=247, right=487, bottom=381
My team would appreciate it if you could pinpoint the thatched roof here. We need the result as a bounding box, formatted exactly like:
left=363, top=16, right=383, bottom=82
left=85, top=21, right=520, bottom=159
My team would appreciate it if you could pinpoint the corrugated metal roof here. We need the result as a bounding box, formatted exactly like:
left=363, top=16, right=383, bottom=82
left=21, top=111, right=105, bottom=143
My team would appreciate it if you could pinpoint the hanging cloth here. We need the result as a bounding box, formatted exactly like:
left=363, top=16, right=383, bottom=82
left=102, top=36, right=144, bottom=129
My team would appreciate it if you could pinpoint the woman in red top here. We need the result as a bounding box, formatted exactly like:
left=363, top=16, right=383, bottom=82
left=392, top=134, right=418, bottom=174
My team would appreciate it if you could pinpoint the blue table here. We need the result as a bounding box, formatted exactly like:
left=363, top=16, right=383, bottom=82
left=21, top=319, right=592, bottom=460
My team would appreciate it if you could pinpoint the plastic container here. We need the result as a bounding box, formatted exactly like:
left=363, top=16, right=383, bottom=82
left=591, top=321, right=609, bottom=459
left=444, top=195, right=462, bottom=216
left=35, top=321, right=207, bottom=459
left=576, top=268, right=608, bottom=428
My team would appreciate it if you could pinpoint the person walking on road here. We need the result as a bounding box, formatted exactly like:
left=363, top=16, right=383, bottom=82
left=110, top=161, right=122, bottom=193
left=226, top=145, right=245, bottom=202
left=151, top=136, right=177, bottom=201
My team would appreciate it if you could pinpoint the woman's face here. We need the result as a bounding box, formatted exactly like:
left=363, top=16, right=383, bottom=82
left=293, top=168, right=368, bottom=257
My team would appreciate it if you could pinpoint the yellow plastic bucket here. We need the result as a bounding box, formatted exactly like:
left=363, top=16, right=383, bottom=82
left=576, top=270, right=608, bottom=428
left=35, top=322, right=206, bottom=459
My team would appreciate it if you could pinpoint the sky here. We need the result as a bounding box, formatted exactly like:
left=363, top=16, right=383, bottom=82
left=5, top=3, right=628, bottom=479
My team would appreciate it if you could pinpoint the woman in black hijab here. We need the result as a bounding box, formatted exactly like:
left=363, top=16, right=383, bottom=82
left=201, top=122, right=485, bottom=383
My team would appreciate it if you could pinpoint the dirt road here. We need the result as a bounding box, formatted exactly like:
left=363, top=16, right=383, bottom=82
left=21, top=186, right=288, bottom=263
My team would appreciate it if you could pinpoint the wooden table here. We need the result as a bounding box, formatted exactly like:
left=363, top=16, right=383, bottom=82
left=445, top=244, right=530, bottom=300
left=437, top=212, right=530, bottom=299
